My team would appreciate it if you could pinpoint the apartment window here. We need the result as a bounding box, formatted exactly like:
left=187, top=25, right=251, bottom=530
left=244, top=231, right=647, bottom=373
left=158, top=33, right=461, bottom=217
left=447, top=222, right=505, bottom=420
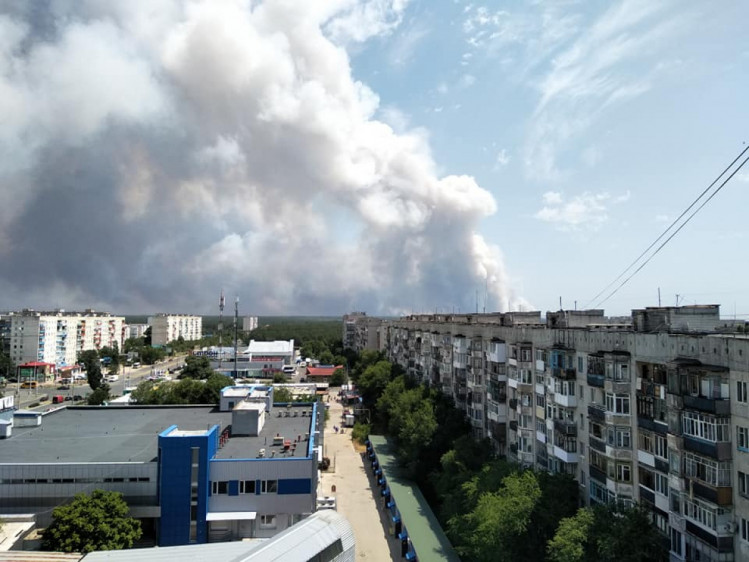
left=654, top=435, right=667, bottom=459
left=259, top=515, right=277, bottom=529
left=739, top=471, right=749, bottom=498
left=671, top=529, right=683, bottom=557
left=579, top=413, right=585, bottom=432
left=578, top=357, right=583, bottom=372
left=669, top=450, right=681, bottom=475
left=607, top=426, right=631, bottom=449
left=240, top=480, right=256, bottom=494
left=536, top=420, right=546, bottom=435
left=605, top=393, right=630, bottom=415
left=261, top=480, right=278, bottom=494
left=212, top=481, right=228, bottom=495
left=536, top=394, right=545, bottom=408
left=683, top=497, right=728, bottom=531
left=682, top=411, right=729, bottom=442
left=738, top=425, right=749, bottom=451
left=655, top=473, right=669, bottom=497
left=639, top=430, right=653, bottom=453
left=738, top=381, right=748, bottom=403
left=742, top=517, right=749, bottom=543
left=617, top=463, right=631, bottom=483
left=684, top=452, right=731, bottom=487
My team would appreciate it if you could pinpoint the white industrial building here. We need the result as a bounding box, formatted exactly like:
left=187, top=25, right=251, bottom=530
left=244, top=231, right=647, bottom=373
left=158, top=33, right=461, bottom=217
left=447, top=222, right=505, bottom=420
left=149, top=314, right=202, bottom=346
left=2, top=309, right=125, bottom=367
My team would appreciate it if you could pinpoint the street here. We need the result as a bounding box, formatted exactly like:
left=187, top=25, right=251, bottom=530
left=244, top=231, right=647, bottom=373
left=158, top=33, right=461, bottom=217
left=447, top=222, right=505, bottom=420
left=7, top=356, right=186, bottom=411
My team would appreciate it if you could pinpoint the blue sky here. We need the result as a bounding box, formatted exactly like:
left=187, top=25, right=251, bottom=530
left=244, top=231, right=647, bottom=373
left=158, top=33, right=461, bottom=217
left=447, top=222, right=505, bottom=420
left=0, top=0, right=747, bottom=317
left=348, top=0, right=749, bottom=316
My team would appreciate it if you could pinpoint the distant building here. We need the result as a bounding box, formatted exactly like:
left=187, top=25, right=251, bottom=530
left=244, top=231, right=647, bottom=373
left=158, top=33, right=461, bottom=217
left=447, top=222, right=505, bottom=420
left=150, top=314, right=202, bottom=346
left=126, top=323, right=149, bottom=340
left=242, top=316, right=259, bottom=332
left=305, top=365, right=344, bottom=383
left=342, top=312, right=387, bottom=353
left=3, top=309, right=125, bottom=367
left=213, top=340, right=295, bottom=379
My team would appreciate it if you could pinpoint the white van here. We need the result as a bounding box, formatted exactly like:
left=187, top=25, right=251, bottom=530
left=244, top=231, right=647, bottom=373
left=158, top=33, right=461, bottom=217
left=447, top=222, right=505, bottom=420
left=282, top=365, right=295, bottom=374
left=106, top=375, right=119, bottom=383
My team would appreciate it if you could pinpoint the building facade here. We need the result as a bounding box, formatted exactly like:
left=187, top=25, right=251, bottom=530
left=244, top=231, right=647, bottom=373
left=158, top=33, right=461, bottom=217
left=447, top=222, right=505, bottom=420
left=150, top=314, right=202, bottom=346
left=3, top=309, right=125, bottom=368
left=388, top=305, right=749, bottom=561
left=342, top=312, right=387, bottom=353
left=242, top=316, right=259, bottom=332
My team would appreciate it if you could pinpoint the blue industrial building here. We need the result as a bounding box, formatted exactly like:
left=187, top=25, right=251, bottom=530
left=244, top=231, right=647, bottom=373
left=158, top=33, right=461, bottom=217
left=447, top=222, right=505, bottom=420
left=0, top=389, right=320, bottom=546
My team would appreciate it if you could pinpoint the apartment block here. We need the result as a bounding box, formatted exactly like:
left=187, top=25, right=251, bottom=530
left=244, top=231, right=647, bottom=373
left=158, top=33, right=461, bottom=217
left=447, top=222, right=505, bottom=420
left=342, top=312, right=388, bottom=353
left=150, top=314, right=202, bottom=346
left=3, top=309, right=125, bottom=367
left=387, top=305, right=749, bottom=561
left=242, top=316, right=259, bottom=332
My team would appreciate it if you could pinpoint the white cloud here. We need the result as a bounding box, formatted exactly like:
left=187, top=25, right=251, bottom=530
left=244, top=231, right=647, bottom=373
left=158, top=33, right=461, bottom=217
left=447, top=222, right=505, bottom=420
left=458, top=73, right=476, bottom=88
left=324, top=0, right=411, bottom=45
left=735, top=171, right=749, bottom=183
left=535, top=190, right=630, bottom=230
left=388, top=21, right=429, bottom=67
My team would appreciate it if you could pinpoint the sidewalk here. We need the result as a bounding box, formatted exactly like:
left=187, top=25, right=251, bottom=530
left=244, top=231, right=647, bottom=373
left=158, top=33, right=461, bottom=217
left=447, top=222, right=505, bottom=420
left=321, top=395, right=399, bottom=561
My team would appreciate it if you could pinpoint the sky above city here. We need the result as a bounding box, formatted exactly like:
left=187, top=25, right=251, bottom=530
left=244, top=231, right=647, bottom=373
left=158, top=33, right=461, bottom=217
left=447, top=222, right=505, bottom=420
left=0, top=0, right=747, bottom=317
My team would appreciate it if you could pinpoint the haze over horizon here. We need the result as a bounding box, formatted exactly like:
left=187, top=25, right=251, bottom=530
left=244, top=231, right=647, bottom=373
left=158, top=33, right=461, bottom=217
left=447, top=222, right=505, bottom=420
left=1, top=1, right=747, bottom=317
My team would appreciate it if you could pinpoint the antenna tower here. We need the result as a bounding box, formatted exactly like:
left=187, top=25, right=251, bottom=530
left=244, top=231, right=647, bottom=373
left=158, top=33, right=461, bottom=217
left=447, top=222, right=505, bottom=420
left=218, top=290, right=225, bottom=368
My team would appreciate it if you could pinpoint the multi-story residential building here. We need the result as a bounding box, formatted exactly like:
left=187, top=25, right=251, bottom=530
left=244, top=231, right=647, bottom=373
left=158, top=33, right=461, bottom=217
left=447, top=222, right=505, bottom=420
left=150, top=314, right=202, bottom=346
left=342, top=312, right=387, bottom=353
left=4, top=309, right=125, bottom=367
left=242, top=316, right=259, bottom=332
left=388, top=304, right=749, bottom=561
left=126, top=323, right=149, bottom=340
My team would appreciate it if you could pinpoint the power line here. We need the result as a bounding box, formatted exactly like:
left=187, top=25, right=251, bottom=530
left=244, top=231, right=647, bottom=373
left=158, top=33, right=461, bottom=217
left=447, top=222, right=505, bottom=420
left=592, top=152, right=749, bottom=308
left=584, top=144, right=749, bottom=308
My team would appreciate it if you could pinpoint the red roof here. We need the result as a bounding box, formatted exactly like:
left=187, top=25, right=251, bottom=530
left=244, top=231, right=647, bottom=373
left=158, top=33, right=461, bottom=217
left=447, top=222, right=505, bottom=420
left=306, top=365, right=344, bottom=377
left=19, top=361, right=54, bottom=367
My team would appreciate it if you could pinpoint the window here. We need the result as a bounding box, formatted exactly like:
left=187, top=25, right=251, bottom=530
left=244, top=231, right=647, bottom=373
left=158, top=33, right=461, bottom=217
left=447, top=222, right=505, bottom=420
left=259, top=515, right=277, bottom=528
left=684, top=452, right=731, bottom=487
left=681, top=411, right=729, bottom=442
left=738, top=381, right=748, bottom=403
left=617, top=463, right=631, bottom=483
left=742, top=517, right=749, bottom=543
left=212, top=481, right=228, bottom=495
left=683, top=497, right=728, bottom=531
left=605, top=393, right=630, bottom=414
left=607, top=426, right=631, bottom=449
left=638, top=430, right=653, bottom=453
left=655, top=473, right=669, bottom=497
left=654, top=435, right=667, bottom=459
left=739, top=426, right=749, bottom=451
left=240, top=480, right=256, bottom=494
left=261, top=480, right=278, bottom=494
left=739, top=471, right=749, bottom=498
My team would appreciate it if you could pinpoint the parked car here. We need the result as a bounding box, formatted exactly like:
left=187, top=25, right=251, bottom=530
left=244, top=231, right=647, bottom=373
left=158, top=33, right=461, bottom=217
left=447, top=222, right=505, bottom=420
left=106, top=375, right=119, bottom=382
left=73, top=394, right=83, bottom=401
left=64, top=396, right=73, bottom=401
left=20, top=381, right=38, bottom=389
left=57, top=385, right=70, bottom=390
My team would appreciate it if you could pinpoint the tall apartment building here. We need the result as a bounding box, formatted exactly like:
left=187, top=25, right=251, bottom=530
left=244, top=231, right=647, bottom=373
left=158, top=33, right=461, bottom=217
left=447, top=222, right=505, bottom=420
left=150, top=314, right=202, bottom=346
left=126, top=323, right=149, bottom=340
left=388, top=305, right=749, bottom=561
left=242, top=316, right=259, bottom=332
left=342, top=312, right=387, bottom=353
left=3, top=309, right=125, bottom=367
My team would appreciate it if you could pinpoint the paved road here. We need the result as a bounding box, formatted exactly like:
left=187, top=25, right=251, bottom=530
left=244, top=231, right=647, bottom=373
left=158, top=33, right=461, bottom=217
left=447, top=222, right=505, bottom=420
left=321, top=393, right=399, bottom=561
left=5, top=356, right=186, bottom=410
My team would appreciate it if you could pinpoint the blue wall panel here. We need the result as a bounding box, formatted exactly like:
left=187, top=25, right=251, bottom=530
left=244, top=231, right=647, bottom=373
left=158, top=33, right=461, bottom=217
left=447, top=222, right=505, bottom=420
left=277, top=478, right=312, bottom=495
left=229, top=480, right=239, bottom=496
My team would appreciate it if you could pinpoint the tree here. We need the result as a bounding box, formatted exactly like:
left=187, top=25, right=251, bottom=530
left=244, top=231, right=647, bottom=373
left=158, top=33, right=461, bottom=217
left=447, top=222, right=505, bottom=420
left=273, top=387, right=294, bottom=403
left=79, top=350, right=103, bottom=391
left=272, top=372, right=287, bottom=384
left=0, top=351, right=14, bottom=378
left=180, top=355, right=214, bottom=379
left=139, top=346, right=166, bottom=365
left=98, top=345, right=121, bottom=375
left=87, top=385, right=111, bottom=405
left=143, top=326, right=152, bottom=346
left=330, top=367, right=347, bottom=387
left=547, top=507, right=595, bottom=562
left=42, top=490, right=142, bottom=553
left=450, top=471, right=542, bottom=562
left=357, top=360, right=393, bottom=405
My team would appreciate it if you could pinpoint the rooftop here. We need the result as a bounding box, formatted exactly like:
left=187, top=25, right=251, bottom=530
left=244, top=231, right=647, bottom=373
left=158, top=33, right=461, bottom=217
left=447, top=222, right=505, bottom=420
left=215, top=404, right=316, bottom=460
left=245, top=340, right=294, bottom=354
left=369, top=435, right=460, bottom=562
left=1, top=406, right=232, bottom=464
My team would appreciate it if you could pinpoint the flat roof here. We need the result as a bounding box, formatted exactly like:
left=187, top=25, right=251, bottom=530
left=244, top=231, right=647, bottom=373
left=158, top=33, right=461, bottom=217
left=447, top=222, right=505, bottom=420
left=1, top=406, right=232, bottom=464
left=216, top=405, right=315, bottom=460
left=369, top=435, right=460, bottom=562
left=246, top=340, right=294, bottom=354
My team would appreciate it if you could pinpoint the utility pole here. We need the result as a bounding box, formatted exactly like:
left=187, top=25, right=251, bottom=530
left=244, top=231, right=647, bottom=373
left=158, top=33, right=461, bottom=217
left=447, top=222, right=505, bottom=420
left=233, top=296, right=239, bottom=379
left=218, top=289, right=225, bottom=369
left=658, top=287, right=661, bottom=307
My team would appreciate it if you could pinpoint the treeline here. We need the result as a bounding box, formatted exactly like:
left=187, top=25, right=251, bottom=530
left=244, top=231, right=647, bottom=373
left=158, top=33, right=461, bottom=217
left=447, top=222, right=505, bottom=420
left=130, top=356, right=233, bottom=405
left=351, top=354, right=666, bottom=562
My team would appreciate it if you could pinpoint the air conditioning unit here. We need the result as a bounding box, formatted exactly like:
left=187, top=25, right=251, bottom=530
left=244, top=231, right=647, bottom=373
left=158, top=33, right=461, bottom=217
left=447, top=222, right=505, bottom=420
left=720, top=522, right=735, bottom=534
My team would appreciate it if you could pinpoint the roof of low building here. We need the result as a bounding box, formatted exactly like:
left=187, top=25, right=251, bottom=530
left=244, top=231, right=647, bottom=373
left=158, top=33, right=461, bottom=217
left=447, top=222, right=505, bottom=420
left=306, top=365, right=343, bottom=377
left=245, top=340, right=294, bottom=354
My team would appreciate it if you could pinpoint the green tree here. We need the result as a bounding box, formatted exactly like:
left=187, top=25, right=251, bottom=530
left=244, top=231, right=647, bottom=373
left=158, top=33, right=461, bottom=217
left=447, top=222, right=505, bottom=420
left=98, top=345, right=121, bottom=375
left=547, top=507, right=595, bottom=562
left=273, top=387, right=294, bottom=403
left=318, top=350, right=335, bottom=365
left=450, top=471, right=542, bottom=562
left=42, top=490, right=142, bottom=553
left=139, top=346, right=166, bottom=365
left=143, top=326, right=152, bottom=346
left=589, top=504, right=666, bottom=562
left=180, top=355, right=214, bottom=379
left=0, top=351, right=14, bottom=378
left=357, top=360, right=393, bottom=405
left=87, top=385, right=111, bottom=405
left=330, top=367, right=347, bottom=387
left=79, top=350, right=103, bottom=391
left=272, top=372, right=287, bottom=384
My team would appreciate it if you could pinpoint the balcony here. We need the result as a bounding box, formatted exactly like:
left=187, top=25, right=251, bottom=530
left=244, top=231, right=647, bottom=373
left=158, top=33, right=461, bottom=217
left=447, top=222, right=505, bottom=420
left=683, top=436, right=732, bottom=461
left=553, top=446, right=578, bottom=464
left=554, top=393, right=577, bottom=408
left=509, top=420, right=518, bottom=432
left=589, top=465, right=607, bottom=483
left=589, top=436, right=606, bottom=453
left=683, top=395, right=730, bottom=415
left=689, top=480, right=733, bottom=506
left=509, top=398, right=518, bottom=409
left=588, top=404, right=605, bottom=422
left=551, top=367, right=576, bottom=381
left=587, top=373, right=604, bottom=388
left=554, top=419, right=577, bottom=436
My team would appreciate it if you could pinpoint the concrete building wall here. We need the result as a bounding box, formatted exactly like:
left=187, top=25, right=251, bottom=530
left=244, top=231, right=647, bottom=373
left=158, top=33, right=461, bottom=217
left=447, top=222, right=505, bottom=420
left=151, top=315, right=202, bottom=346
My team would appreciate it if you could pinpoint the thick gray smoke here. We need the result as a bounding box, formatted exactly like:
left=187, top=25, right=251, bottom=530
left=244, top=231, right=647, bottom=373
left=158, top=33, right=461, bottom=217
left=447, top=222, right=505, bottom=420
left=0, top=0, right=525, bottom=315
